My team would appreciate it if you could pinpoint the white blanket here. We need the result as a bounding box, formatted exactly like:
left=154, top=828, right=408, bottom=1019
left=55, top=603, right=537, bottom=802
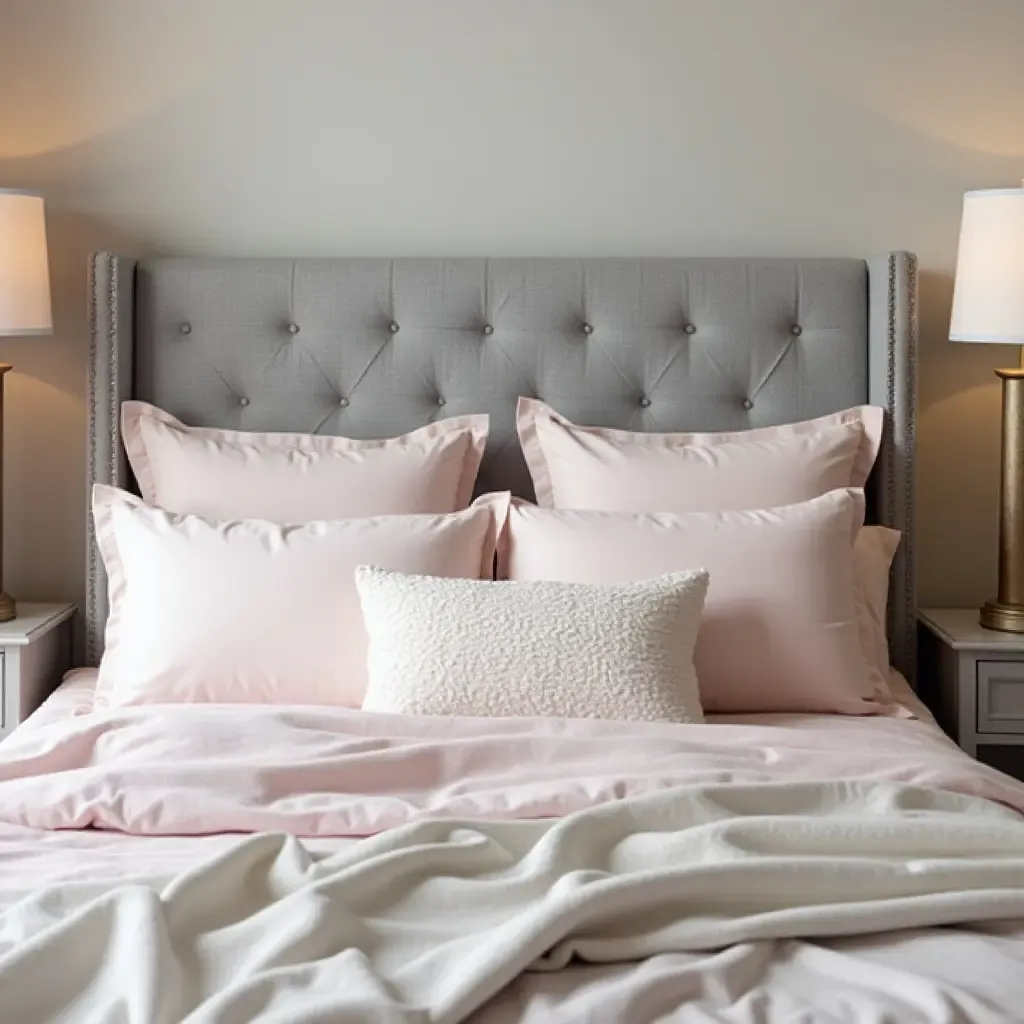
left=4, top=779, right=1024, bottom=1023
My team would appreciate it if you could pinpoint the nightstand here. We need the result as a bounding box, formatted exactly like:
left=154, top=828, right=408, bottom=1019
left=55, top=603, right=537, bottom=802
left=0, top=602, right=75, bottom=740
left=918, top=608, right=1024, bottom=780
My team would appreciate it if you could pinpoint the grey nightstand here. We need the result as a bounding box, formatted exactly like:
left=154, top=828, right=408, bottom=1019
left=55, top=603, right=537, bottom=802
left=918, top=608, right=1024, bottom=780
left=0, top=602, right=75, bottom=740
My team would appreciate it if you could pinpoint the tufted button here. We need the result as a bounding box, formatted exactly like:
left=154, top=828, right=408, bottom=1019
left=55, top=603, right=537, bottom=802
left=639, top=395, right=652, bottom=408
left=742, top=398, right=754, bottom=411
left=581, top=322, right=594, bottom=335
left=683, top=323, right=697, bottom=335
left=179, top=323, right=192, bottom=335
left=436, top=396, right=446, bottom=407
left=482, top=324, right=494, bottom=336
left=239, top=396, right=250, bottom=408
left=338, top=396, right=350, bottom=408
left=790, top=324, right=803, bottom=336
left=389, top=321, right=400, bottom=334
left=286, top=323, right=300, bottom=335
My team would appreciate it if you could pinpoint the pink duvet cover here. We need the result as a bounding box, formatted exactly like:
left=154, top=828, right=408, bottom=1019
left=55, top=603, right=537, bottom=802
left=1, top=682, right=1023, bottom=838
left=4, top=676, right=1024, bottom=1024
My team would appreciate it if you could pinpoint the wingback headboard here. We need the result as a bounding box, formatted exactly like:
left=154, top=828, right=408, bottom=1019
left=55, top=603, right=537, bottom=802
left=87, top=253, right=917, bottom=677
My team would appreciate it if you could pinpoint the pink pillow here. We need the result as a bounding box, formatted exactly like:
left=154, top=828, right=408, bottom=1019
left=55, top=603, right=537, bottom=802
left=122, top=401, right=489, bottom=519
left=517, top=397, right=895, bottom=691
left=93, top=485, right=508, bottom=709
left=500, top=489, right=888, bottom=715
left=516, top=398, right=883, bottom=512
left=855, top=526, right=902, bottom=678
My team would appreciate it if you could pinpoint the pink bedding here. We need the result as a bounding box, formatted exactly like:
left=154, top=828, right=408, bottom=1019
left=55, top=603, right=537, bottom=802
left=1, top=676, right=1022, bottom=839
left=3, top=674, right=1024, bottom=1024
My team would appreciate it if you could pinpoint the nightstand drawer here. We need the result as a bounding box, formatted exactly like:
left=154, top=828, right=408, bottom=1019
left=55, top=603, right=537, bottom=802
left=977, top=661, right=1024, bottom=734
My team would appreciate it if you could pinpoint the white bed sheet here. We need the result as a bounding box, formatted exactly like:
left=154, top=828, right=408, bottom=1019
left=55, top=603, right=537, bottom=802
left=2, top=670, right=1022, bottom=1023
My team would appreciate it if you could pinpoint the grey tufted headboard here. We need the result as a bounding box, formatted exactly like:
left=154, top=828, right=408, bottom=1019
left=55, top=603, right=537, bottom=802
left=87, top=253, right=917, bottom=679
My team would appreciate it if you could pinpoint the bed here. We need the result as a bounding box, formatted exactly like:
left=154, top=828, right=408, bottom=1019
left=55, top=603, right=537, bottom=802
left=2, top=252, right=1024, bottom=1023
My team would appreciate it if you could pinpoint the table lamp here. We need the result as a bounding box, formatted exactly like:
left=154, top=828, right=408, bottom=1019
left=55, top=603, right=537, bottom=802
left=0, top=189, right=53, bottom=623
left=950, top=184, right=1024, bottom=631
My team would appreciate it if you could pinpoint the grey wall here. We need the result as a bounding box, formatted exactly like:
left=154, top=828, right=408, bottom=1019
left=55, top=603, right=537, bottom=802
left=1, top=0, right=1022, bottom=623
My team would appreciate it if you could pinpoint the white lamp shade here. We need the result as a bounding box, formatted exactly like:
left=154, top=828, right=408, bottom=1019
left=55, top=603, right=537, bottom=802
left=950, top=187, right=1024, bottom=345
left=0, top=189, right=52, bottom=337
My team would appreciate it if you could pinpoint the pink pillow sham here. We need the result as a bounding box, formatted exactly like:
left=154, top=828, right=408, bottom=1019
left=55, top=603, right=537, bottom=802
left=500, top=489, right=890, bottom=716
left=122, top=401, right=490, bottom=520
left=517, top=398, right=884, bottom=512
left=517, top=397, right=898, bottom=683
left=855, top=526, right=902, bottom=679
left=92, top=485, right=508, bottom=710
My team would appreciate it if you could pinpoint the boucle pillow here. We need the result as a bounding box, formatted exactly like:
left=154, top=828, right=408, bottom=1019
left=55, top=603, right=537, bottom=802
left=356, top=567, right=710, bottom=724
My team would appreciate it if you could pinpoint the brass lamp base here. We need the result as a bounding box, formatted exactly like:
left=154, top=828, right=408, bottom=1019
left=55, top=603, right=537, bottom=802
left=0, top=591, right=15, bottom=624
left=988, top=362, right=1024, bottom=634
left=980, top=600, right=1024, bottom=633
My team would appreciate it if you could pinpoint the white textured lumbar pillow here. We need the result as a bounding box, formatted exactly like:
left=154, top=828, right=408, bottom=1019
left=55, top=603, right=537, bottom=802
left=355, top=567, right=710, bottom=723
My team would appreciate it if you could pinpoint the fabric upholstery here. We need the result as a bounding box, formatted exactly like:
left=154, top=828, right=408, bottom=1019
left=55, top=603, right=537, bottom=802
left=357, top=567, right=709, bottom=723
left=867, top=253, right=917, bottom=678
left=87, top=253, right=918, bottom=677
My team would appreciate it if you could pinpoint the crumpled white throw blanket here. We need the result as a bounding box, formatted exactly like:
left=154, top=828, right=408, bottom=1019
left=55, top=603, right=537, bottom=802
left=3, top=780, right=1024, bottom=1023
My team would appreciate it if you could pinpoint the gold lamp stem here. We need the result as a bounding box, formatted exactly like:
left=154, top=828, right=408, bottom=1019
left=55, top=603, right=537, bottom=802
left=981, top=355, right=1024, bottom=632
left=0, top=365, right=13, bottom=623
